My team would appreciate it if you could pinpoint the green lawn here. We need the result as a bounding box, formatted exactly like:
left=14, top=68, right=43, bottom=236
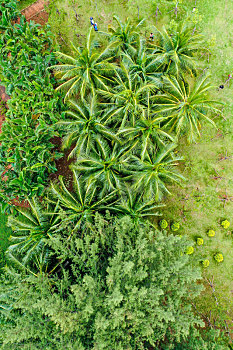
left=48, top=0, right=233, bottom=323
left=161, top=0, right=233, bottom=319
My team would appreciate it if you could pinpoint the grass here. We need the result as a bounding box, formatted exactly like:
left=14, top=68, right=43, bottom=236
left=161, top=0, right=233, bottom=322
left=47, top=0, right=233, bottom=328
left=18, top=0, right=37, bottom=11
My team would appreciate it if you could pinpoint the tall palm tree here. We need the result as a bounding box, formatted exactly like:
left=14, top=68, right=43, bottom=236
left=98, top=63, right=157, bottom=128
left=151, top=23, right=205, bottom=76
left=51, top=170, right=118, bottom=232
left=122, top=39, right=163, bottom=85
left=72, top=140, right=132, bottom=194
left=6, top=198, right=61, bottom=271
left=49, top=27, right=115, bottom=100
left=106, top=185, right=163, bottom=225
left=107, top=16, right=144, bottom=55
left=118, top=97, right=174, bottom=159
left=128, top=144, right=185, bottom=201
left=152, top=74, right=221, bottom=143
left=57, top=95, right=120, bottom=158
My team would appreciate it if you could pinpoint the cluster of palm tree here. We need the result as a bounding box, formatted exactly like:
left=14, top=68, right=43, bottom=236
left=6, top=17, right=221, bottom=271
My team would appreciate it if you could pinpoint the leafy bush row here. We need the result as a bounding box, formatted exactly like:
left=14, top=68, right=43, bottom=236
left=0, top=2, right=65, bottom=206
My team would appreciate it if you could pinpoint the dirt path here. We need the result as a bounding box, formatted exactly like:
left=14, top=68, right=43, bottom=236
left=21, top=0, right=49, bottom=25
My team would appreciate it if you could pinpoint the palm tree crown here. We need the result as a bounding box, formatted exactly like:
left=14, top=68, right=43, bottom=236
left=107, top=16, right=144, bottom=55
left=57, top=96, right=120, bottom=158
left=51, top=170, right=117, bottom=232
left=49, top=27, right=115, bottom=100
left=72, top=141, right=132, bottom=194
left=6, top=198, right=61, bottom=271
left=153, top=74, right=221, bottom=142
left=151, top=23, right=205, bottom=76
left=98, top=63, right=157, bottom=128
left=128, top=144, right=185, bottom=201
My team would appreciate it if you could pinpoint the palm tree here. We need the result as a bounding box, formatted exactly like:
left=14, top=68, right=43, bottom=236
left=152, top=74, right=221, bottom=143
left=98, top=63, right=158, bottom=128
left=72, top=140, right=132, bottom=194
left=107, top=16, right=144, bottom=55
left=118, top=97, right=174, bottom=159
left=6, top=198, right=61, bottom=272
left=49, top=27, right=115, bottom=100
left=105, top=185, right=163, bottom=225
left=151, top=23, right=205, bottom=76
left=57, top=95, right=120, bottom=158
left=122, top=39, right=163, bottom=85
left=128, top=144, right=185, bottom=201
left=51, top=170, right=118, bottom=232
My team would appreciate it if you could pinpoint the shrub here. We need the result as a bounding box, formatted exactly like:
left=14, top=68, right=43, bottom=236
left=221, top=220, right=230, bottom=229
left=0, top=214, right=204, bottom=349
left=214, top=253, right=223, bottom=263
left=171, top=222, right=180, bottom=231
left=202, top=259, right=210, bottom=268
left=207, top=229, right=215, bottom=237
left=159, top=219, right=168, bottom=229
left=186, top=246, right=194, bottom=255
left=196, top=238, right=204, bottom=246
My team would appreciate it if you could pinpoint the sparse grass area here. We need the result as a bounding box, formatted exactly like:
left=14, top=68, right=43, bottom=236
left=161, top=0, right=233, bottom=318
left=18, top=0, right=37, bottom=11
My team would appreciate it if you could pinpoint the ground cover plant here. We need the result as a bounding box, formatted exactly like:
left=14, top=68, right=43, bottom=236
left=0, top=0, right=232, bottom=348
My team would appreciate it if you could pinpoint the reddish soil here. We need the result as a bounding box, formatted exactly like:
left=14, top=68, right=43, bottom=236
left=21, top=0, right=49, bottom=25
left=50, top=137, right=74, bottom=192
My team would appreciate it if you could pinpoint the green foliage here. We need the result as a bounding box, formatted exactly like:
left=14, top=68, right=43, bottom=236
left=207, top=229, right=215, bottom=237
left=172, top=326, right=229, bottom=350
left=59, top=96, right=120, bottom=158
left=153, top=74, right=221, bottom=143
left=0, top=8, right=65, bottom=204
left=128, top=144, right=185, bottom=201
left=202, top=259, right=210, bottom=268
left=160, top=219, right=168, bottom=228
left=6, top=197, right=61, bottom=271
left=0, top=214, right=204, bottom=349
left=0, top=0, right=19, bottom=30
left=151, top=22, right=205, bottom=76
left=196, top=237, right=204, bottom=246
left=186, top=246, right=194, bottom=255
left=50, top=27, right=115, bottom=101
left=221, top=220, right=230, bottom=229
left=107, top=15, right=144, bottom=55
left=50, top=170, right=118, bottom=232
left=214, top=253, right=223, bottom=263
left=171, top=222, right=180, bottom=231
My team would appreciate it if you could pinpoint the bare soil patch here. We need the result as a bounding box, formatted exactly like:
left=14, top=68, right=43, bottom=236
left=21, top=0, right=49, bottom=25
